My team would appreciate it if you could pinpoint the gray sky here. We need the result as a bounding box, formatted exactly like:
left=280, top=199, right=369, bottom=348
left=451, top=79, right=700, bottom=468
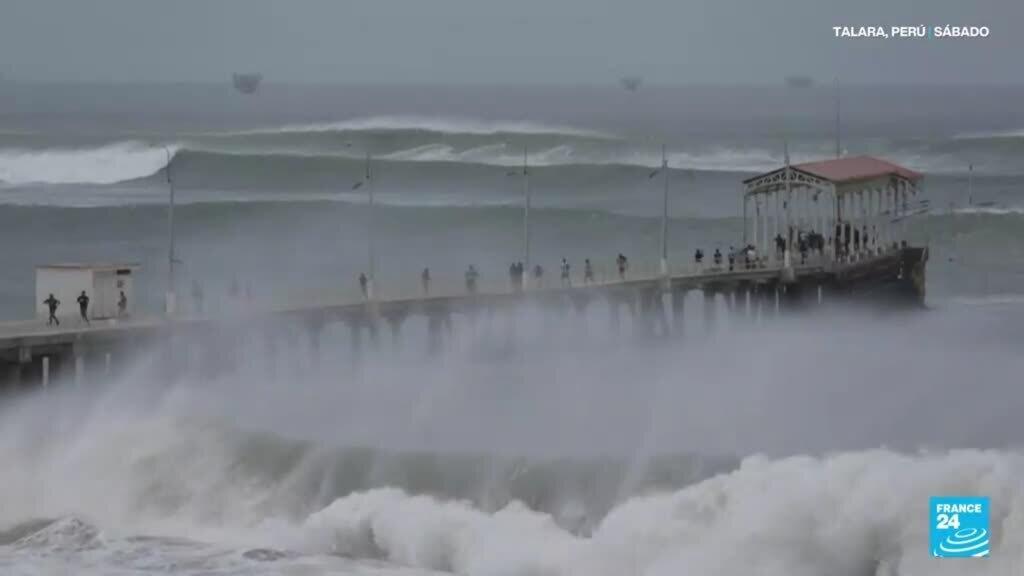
left=0, top=0, right=1016, bottom=84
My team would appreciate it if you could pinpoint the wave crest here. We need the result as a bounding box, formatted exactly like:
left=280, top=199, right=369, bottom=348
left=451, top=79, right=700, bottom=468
left=227, top=116, right=613, bottom=139
left=0, top=142, right=175, bottom=185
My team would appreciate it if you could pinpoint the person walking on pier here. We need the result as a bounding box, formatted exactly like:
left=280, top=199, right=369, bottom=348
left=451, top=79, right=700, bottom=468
left=118, top=290, right=128, bottom=317
left=713, top=248, right=722, bottom=267
left=728, top=247, right=736, bottom=271
left=421, top=267, right=431, bottom=295
left=43, top=293, right=60, bottom=326
left=359, top=273, right=368, bottom=299
left=465, top=265, right=479, bottom=294
left=76, top=290, right=90, bottom=325
left=533, top=264, right=544, bottom=288
left=584, top=259, right=594, bottom=284
left=560, top=258, right=571, bottom=287
left=694, top=249, right=704, bottom=266
left=616, top=253, right=628, bottom=280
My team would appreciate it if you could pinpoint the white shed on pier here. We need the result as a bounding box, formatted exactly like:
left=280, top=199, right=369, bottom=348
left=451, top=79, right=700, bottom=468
left=36, top=263, right=139, bottom=320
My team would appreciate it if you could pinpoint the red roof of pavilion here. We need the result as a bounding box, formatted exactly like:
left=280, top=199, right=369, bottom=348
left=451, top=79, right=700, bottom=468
left=793, top=155, right=922, bottom=184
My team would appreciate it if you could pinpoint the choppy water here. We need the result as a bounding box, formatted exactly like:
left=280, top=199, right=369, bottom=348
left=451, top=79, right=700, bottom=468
left=2, top=83, right=1024, bottom=574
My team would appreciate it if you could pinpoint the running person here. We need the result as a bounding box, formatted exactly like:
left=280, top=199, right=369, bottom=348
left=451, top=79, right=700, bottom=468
left=43, top=293, right=60, bottom=326
left=76, top=290, right=90, bottom=324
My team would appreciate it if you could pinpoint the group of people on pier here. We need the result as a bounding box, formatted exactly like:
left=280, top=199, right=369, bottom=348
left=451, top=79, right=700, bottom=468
left=358, top=254, right=628, bottom=299
left=42, top=289, right=128, bottom=326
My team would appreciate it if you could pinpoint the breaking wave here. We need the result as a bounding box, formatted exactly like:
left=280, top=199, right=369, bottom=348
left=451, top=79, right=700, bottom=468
left=951, top=206, right=1024, bottom=216
left=224, top=115, right=614, bottom=139
left=2, top=300, right=1024, bottom=574
left=301, top=450, right=1024, bottom=575
left=4, top=388, right=1024, bottom=576
left=378, top=142, right=784, bottom=171
left=0, top=142, right=176, bottom=185
left=2, top=113, right=1019, bottom=189
left=954, top=127, right=1024, bottom=140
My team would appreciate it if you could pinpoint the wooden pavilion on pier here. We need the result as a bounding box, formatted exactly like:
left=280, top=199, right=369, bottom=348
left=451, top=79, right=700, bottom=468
left=742, top=155, right=923, bottom=265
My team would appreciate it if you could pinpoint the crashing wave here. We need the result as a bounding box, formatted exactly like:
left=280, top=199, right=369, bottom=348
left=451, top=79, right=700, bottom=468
left=13, top=517, right=103, bottom=552
left=0, top=142, right=176, bottom=185
left=298, top=450, right=1024, bottom=576
left=225, top=116, right=614, bottom=139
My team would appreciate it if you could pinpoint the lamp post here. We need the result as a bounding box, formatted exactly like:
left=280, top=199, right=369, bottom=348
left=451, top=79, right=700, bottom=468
left=164, top=147, right=178, bottom=316
left=648, top=144, right=670, bottom=276
left=522, top=147, right=531, bottom=288
left=352, top=153, right=376, bottom=299
left=506, top=147, right=531, bottom=290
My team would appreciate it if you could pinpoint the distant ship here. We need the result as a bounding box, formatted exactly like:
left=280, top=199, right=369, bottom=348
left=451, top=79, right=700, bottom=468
left=619, top=76, right=643, bottom=92
left=785, top=75, right=814, bottom=89
left=232, top=73, right=263, bottom=95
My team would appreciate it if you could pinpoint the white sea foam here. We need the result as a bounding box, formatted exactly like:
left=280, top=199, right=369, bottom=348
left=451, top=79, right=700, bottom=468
left=2, top=301, right=1023, bottom=575
left=227, top=116, right=614, bottom=139
left=0, top=142, right=176, bottom=185
left=954, top=128, right=1024, bottom=140
left=952, top=206, right=1024, bottom=216
left=380, top=142, right=786, bottom=172
left=298, top=450, right=1024, bottom=576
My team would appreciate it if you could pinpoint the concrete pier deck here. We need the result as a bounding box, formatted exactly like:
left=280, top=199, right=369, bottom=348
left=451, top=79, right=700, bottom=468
left=0, top=246, right=927, bottom=377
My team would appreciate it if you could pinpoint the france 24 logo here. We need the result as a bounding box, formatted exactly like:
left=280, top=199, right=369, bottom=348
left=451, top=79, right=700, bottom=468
left=930, top=496, right=990, bottom=558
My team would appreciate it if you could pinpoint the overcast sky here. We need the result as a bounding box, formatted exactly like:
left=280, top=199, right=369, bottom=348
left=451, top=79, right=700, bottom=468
left=0, top=0, right=1016, bottom=84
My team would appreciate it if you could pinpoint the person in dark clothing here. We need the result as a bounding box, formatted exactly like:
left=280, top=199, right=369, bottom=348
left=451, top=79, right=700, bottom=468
left=465, top=265, right=479, bottom=294
left=713, top=248, right=722, bottom=266
left=76, top=290, right=90, bottom=324
left=532, top=264, right=544, bottom=287
left=728, top=247, right=735, bottom=271
left=117, top=291, right=128, bottom=316
left=358, top=273, right=368, bottom=298
left=694, top=249, right=704, bottom=264
left=560, top=258, right=571, bottom=287
left=43, top=293, right=60, bottom=326
left=584, top=259, right=594, bottom=284
left=421, top=268, right=431, bottom=295
left=616, top=254, right=627, bottom=280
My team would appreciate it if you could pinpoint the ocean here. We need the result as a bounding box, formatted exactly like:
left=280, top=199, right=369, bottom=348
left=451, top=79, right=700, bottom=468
left=0, top=83, right=1023, bottom=574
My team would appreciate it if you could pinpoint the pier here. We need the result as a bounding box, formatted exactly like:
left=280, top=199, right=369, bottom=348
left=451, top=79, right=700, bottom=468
left=0, top=156, right=930, bottom=389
